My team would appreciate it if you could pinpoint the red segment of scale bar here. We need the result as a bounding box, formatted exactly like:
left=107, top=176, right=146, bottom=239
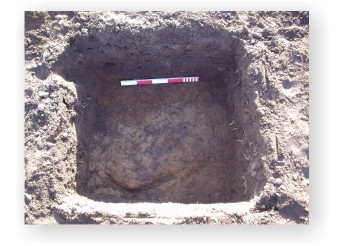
left=137, top=80, right=152, bottom=85
left=168, top=78, right=185, bottom=83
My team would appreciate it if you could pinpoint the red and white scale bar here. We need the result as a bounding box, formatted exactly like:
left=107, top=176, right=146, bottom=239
left=121, top=76, right=199, bottom=86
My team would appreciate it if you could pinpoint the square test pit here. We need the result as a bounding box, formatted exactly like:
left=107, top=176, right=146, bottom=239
left=51, top=23, right=266, bottom=204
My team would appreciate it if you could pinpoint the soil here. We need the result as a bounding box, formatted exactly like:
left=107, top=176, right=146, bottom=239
left=24, top=11, right=309, bottom=224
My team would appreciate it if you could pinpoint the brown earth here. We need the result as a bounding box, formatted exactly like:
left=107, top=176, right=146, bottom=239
left=24, top=11, right=309, bottom=224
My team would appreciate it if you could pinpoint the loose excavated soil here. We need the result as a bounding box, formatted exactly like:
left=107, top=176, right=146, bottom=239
left=25, top=11, right=309, bottom=224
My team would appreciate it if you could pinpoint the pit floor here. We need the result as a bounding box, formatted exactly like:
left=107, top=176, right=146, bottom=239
left=75, top=72, right=246, bottom=203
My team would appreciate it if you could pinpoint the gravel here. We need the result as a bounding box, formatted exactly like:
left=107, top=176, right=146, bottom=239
left=37, top=104, right=45, bottom=111
left=42, top=51, right=50, bottom=62
left=25, top=193, right=32, bottom=204
left=275, top=178, right=283, bottom=186
left=39, top=91, right=49, bottom=98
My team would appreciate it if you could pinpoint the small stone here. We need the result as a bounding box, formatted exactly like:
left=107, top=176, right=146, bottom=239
left=56, top=14, right=67, bottom=20
left=24, top=193, right=32, bottom=204
left=81, top=28, right=88, bottom=34
left=37, top=104, right=45, bottom=111
left=75, top=22, right=81, bottom=28
left=253, top=80, right=258, bottom=85
left=62, top=133, right=68, bottom=138
left=94, top=218, right=102, bottom=223
left=42, top=51, right=50, bottom=61
left=280, top=185, right=286, bottom=191
left=261, top=156, right=267, bottom=161
left=275, top=178, right=282, bottom=186
left=53, top=25, right=61, bottom=31
left=293, top=173, right=299, bottom=181
left=38, top=91, right=49, bottom=98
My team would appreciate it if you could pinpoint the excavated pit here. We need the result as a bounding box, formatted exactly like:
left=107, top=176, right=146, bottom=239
left=53, top=24, right=266, bottom=203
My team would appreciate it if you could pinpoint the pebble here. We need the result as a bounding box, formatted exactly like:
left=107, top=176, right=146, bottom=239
left=56, top=14, right=67, bottom=20
left=275, top=178, right=282, bottom=186
left=280, top=185, right=286, bottom=191
left=42, top=51, right=50, bottom=61
left=37, top=104, right=45, bottom=111
left=94, top=218, right=102, bottom=223
left=38, top=91, right=49, bottom=98
left=293, top=173, right=299, bottom=181
left=24, top=193, right=32, bottom=203
left=75, top=22, right=81, bottom=29
left=261, top=156, right=267, bottom=161
left=53, top=25, right=61, bottom=31
left=81, top=28, right=88, bottom=34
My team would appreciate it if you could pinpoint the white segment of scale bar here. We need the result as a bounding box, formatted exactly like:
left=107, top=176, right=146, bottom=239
left=121, top=80, right=137, bottom=86
left=152, top=78, right=168, bottom=84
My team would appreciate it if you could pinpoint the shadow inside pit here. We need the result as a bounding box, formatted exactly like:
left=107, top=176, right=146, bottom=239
left=52, top=22, right=261, bottom=204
